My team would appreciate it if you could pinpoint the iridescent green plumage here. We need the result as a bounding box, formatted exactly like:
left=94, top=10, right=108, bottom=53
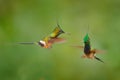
left=18, top=23, right=65, bottom=48
left=43, top=36, right=50, bottom=42
left=42, top=24, right=64, bottom=43
left=50, top=24, right=64, bottom=38
left=84, top=33, right=91, bottom=54
left=84, top=33, right=89, bottom=43
left=83, top=33, right=104, bottom=63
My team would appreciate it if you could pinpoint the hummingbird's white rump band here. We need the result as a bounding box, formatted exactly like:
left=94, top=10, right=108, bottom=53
left=39, top=40, right=46, bottom=46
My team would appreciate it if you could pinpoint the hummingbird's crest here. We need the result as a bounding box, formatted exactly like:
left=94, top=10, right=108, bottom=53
left=84, top=25, right=90, bottom=43
left=84, top=33, right=90, bottom=43
left=50, top=23, right=65, bottom=38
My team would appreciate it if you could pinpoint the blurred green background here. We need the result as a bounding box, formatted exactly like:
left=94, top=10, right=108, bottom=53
left=0, top=0, right=120, bottom=80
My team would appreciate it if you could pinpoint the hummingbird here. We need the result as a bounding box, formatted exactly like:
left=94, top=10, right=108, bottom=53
left=73, top=33, right=104, bottom=63
left=18, top=24, right=66, bottom=48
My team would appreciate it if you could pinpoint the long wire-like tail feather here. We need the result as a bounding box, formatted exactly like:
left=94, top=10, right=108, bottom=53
left=94, top=56, right=104, bottom=63
left=17, top=42, right=35, bottom=45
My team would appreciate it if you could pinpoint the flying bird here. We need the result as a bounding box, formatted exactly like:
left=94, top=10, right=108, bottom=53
left=73, top=33, right=104, bottom=63
left=18, top=24, right=66, bottom=48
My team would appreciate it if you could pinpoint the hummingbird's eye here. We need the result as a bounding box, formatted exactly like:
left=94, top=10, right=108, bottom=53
left=60, top=30, right=65, bottom=33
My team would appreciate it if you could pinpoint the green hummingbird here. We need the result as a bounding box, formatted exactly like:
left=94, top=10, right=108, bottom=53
left=73, top=33, right=104, bottom=63
left=18, top=24, right=66, bottom=48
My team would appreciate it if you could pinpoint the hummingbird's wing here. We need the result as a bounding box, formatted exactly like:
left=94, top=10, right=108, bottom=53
left=72, top=45, right=84, bottom=49
left=50, top=24, right=65, bottom=38
left=48, top=38, right=66, bottom=44
left=91, top=49, right=106, bottom=54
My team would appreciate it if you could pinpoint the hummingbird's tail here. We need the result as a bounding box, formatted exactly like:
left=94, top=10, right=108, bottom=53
left=17, top=42, right=35, bottom=45
left=94, top=56, right=104, bottom=63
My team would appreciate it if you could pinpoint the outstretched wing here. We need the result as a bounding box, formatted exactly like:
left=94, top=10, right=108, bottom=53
left=48, top=38, right=66, bottom=44
left=72, top=45, right=84, bottom=49
left=91, top=49, right=106, bottom=54
left=50, top=24, right=65, bottom=38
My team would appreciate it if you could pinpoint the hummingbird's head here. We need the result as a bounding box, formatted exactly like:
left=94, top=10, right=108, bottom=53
left=59, top=29, right=65, bottom=34
left=84, top=33, right=90, bottom=43
left=38, top=40, right=46, bottom=47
